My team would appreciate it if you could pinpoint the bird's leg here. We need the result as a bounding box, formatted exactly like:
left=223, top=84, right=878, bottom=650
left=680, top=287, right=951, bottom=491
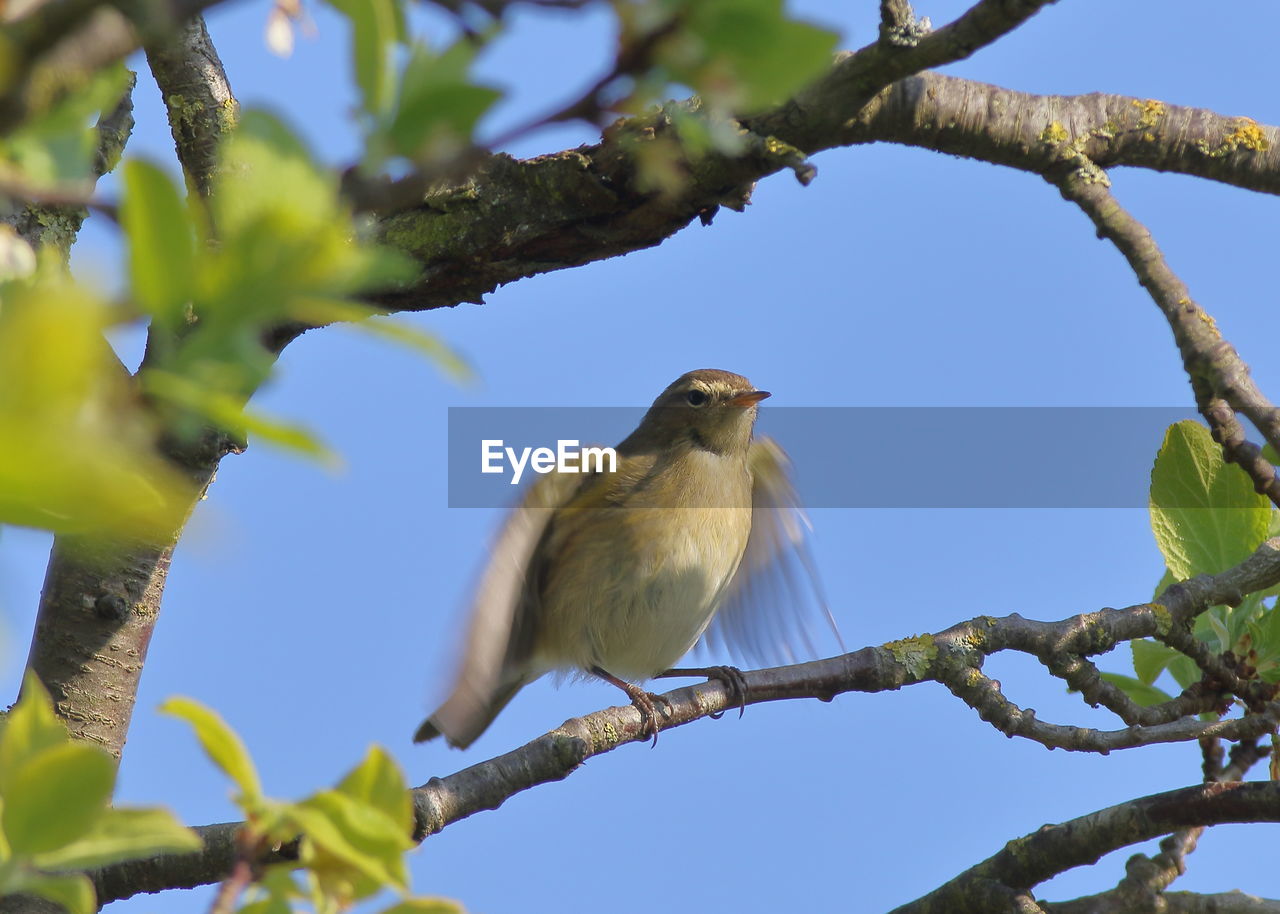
left=589, top=666, right=670, bottom=747
left=655, top=666, right=749, bottom=719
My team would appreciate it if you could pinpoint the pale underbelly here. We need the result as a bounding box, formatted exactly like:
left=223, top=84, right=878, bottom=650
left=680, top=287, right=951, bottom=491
left=533, top=507, right=750, bottom=680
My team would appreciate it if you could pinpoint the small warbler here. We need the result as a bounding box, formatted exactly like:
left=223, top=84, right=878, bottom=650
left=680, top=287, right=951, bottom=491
left=415, top=369, right=835, bottom=748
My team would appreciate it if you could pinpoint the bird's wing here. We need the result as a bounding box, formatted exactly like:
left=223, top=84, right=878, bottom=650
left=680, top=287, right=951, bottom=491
left=422, top=467, right=584, bottom=746
left=701, top=436, right=845, bottom=667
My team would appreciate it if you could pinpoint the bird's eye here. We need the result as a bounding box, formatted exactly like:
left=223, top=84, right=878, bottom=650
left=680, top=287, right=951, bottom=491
left=685, top=389, right=709, bottom=407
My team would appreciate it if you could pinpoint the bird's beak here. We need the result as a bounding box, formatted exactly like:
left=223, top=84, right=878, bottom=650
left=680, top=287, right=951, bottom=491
left=728, top=389, right=771, bottom=407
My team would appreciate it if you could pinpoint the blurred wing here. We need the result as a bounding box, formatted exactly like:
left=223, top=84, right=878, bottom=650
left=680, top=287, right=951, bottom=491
left=440, top=468, right=585, bottom=709
left=701, top=437, right=845, bottom=667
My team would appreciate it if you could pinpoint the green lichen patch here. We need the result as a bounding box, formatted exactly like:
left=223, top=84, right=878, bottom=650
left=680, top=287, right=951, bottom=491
left=1151, top=603, right=1173, bottom=636
left=1039, top=121, right=1069, bottom=144
left=883, top=634, right=938, bottom=679
left=1195, top=116, right=1271, bottom=158
left=1133, top=98, right=1166, bottom=130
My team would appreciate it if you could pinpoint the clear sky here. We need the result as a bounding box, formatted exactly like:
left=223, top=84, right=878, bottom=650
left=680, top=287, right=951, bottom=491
left=4, top=1, right=1280, bottom=911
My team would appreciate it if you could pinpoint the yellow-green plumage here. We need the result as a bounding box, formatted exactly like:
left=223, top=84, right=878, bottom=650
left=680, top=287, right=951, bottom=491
left=415, top=369, right=833, bottom=749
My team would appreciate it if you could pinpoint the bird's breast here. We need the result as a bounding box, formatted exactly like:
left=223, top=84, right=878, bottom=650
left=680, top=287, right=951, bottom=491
left=533, top=451, right=754, bottom=679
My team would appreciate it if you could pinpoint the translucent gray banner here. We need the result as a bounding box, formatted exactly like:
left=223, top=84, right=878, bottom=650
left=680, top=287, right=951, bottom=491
left=446, top=407, right=1258, bottom=508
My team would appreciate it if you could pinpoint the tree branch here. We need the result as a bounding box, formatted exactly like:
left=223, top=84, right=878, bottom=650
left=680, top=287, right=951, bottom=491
left=90, top=537, right=1280, bottom=901
left=144, top=13, right=238, bottom=198
left=19, top=14, right=242, bottom=768
left=894, top=781, right=1280, bottom=914
left=1052, top=162, right=1280, bottom=479
left=840, top=72, right=1280, bottom=195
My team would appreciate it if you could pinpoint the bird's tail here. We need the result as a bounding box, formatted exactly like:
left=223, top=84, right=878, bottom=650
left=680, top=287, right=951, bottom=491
left=413, top=673, right=531, bottom=749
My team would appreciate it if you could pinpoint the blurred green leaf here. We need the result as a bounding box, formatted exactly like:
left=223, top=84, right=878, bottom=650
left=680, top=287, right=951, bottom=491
left=0, top=63, right=130, bottom=186
left=1100, top=673, right=1174, bottom=708
left=0, top=673, right=70, bottom=798
left=160, top=697, right=263, bottom=804
left=336, top=746, right=411, bottom=835
left=239, top=868, right=298, bottom=914
left=387, top=42, right=500, bottom=161
left=620, top=0, right=837, bottom=116
left=10, top=872, right=95, bottom=914
left=1149, top=420, right=1271, bottom=579
left=289, top=788, right=412, bottom=900
left=0, top=266, right=192, bottom=538
left=134, top=109, right=419, bottom=461
left=326, top=0, right=406, bottom=119
left=205, top=110, right=417, bottom=317
left=121, top=159, right=196, bottom=326
left=296, top=298, right=471, bottom=382
left=3, top=742, right=114, bottom=856
left=34, top=807, right=200, bottom=871
left=144, top=371, right=335, bottom=463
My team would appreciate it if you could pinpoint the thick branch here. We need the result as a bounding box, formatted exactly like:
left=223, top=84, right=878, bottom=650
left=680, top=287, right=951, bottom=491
left=25, top=432, right=235, bottom=761
left=356, top=72, right=1280, bottom=326
left=839, top=72, right=1280, bottom=195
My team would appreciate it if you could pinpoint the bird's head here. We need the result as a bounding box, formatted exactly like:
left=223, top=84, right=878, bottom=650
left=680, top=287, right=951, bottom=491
left=629, top=369, right=770, bottom=457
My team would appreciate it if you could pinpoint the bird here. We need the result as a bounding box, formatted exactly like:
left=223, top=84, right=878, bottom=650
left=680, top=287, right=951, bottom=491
left=415, top=368, right=838, bottom=749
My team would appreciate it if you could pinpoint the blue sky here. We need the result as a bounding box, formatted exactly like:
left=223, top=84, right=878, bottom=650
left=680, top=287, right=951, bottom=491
left=5, top=0, right=1280, bottom=910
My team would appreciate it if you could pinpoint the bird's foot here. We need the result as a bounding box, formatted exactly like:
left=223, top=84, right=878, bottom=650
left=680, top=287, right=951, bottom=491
left=590, top=666, right=671, bottom=747
left=656, top=665, right=749, bottom=719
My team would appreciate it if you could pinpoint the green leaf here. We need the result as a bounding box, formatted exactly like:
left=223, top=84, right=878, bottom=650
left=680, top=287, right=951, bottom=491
left=295, top=298, right=471, bottom=383
left=633, top=0, right=838, bottom=115
left=1205, top=608, right=1232, bottom=652
left=13, top=872, right=96, bottom=914
left=204, top=109, right=417, bottom=322
left=1131, top=639, right=1179, bottom=685
left=1252, top=604, right=1280, bottom=663
left=3, top=742, right=114, bottom=855
left=1167, top=654, right=1200, bottom=689
left=1100, top=673, right=1174, bottom=708
left=143, top=371, right=336, bottom=463
left=387, top=41, right=501, bottom=160
left=121, top=159, right=196, bottom=325
left=0, top=269, right=192, bottom=538
left=0, top=63, right=130, bottom=186
left=0, top=672, right=69, bottom=798
left=336, top=746, right=411, bottom=834
left=289, top=788, right=411, bottom=897
left=212, top=110, right=334, bottom=241
left=34, top=807, right=201, bottom=871
left=160, top=697, right=263, bottom=803
left=325, top=0, right=405, bottom=118
left=1149, top=420, right=1271, bottom=579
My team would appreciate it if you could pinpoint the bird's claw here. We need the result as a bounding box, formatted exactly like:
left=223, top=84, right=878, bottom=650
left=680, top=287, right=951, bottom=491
left=703, top=665, right=749, bottom=719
